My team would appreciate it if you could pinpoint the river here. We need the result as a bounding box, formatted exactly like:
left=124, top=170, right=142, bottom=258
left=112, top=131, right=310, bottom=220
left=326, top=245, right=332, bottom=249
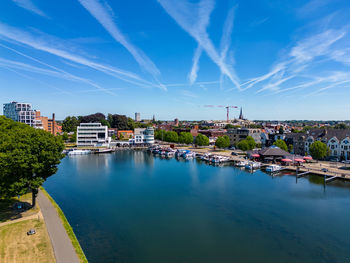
left=44, top=150, right=350, bottom=263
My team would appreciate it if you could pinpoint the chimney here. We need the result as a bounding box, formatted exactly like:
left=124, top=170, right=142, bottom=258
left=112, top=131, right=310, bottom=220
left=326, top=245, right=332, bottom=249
left=52, top=113, right=55, bottom=135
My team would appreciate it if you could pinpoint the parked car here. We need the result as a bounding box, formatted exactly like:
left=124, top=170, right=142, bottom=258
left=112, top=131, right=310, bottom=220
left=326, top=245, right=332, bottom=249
left=27, top=229, right=36, bottom=235
left=321, top=168, right=328, bottom=173
left=231, top=152, right=238, bottom=156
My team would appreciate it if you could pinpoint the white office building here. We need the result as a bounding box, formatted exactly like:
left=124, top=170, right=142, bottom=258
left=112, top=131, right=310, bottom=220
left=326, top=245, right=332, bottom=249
left=77, top=123, right=111, bottom=147
left=131, top=127, right=154, bottom=144
left=3, top=101, right=35, bottom=126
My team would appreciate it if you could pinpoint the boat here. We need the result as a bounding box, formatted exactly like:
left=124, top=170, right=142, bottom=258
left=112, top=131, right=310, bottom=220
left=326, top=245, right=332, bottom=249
left=245, top=161, right=261, bottom=170
left=175, top=149, right=187, bottom=158
left=201, top=153, right=212, bottom=162
left=95, top=148, right=113, bottom=154
left=68, top=149, right=91, bottom=156
left=235, top=160, right=248, bottom=167
left=265, top=164, right=282, bottom=173
left=166, top=149, right=176, bottom=158
left=184, top=150, right=196, bottom=159
left=211, top=155, right=229, bottom=164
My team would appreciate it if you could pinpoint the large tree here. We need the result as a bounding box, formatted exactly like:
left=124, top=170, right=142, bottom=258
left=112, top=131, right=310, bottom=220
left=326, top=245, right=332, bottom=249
left=273, top=139, right=288, bottom=151
left=165, top=131, right=178, bottom=142
left=62, top=116, right=80, bottom=132
left=108, top=114, right=133, bottom=130
left=215, top=135, right=230, bottom=149
left=237, top=140, right=249, bottom=151
left=195, top=133, right=209, bottom=146
left=309, top=141, right=327, bottom=161
left=0, top=117, right=64, bottom=207
left=79, top=112, right=106, bottom=124
left=178, top=132, right=193, bottom=144
left=245, top=136, right=256, bottom=150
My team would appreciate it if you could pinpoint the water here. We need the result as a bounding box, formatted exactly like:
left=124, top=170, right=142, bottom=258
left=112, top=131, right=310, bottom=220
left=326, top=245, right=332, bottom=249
left=44, top=150, right=350, bottom=263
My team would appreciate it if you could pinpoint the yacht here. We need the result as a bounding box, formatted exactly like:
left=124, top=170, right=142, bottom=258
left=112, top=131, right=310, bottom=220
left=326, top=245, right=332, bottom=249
left=201, top=153, right=212, bottom=162
left=68, top=149, right=91, bottom=156
left=184, top=151, right=196, bottom=159
left=265, top=164, right=282, bottom=173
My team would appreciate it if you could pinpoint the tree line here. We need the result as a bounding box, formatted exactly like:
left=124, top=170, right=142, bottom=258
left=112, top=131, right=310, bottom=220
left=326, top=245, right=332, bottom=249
left=62, top=113, right=153, bottom=133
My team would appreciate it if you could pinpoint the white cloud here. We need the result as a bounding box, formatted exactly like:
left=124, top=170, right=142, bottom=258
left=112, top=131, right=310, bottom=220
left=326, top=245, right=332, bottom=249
left=77, top=0, right=164, bottom=89
left=11, top=0, right=48, bottom=17
left=158, top=0, right=240, bottom=89
left=0, top=23, right=161, bottom=90
left=188, top=45, right=202, bottom=85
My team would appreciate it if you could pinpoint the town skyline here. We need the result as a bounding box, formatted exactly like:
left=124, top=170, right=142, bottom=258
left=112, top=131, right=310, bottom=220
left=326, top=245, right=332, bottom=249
left=1, top=0, right=350, bottom=120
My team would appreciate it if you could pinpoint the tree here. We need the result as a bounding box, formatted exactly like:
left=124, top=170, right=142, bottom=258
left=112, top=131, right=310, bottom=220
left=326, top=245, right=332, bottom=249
left=0, top=116, right=64, bottom=207
left=273, top=139, right=288, bottom=151
left=279, top=127, right=284, bottom=134
left=178, top=132, right=193, bottom=144
left=62, top=132, right=69, bottom=141
left=111, top=134, right=116, bottom=140
left=288, top=144, right=294, bottom=153
left=195, top=133, right=209, bottom=146
left=237, top=140, right=249, bottom=151
left=62, top=116, right=79, bottom=132
left=334, top=123, right=347, bottom=129
left=215, top=135, right=230, bottom=148
left=79, top=112, right=106, bottom=123
left=70, top=131, right=77, bottom=143
left=245, top=136, right=256, bottom=150
left=108, top=114, right=131, bottom=130
left=165, top=131, right=178, bottom=142
left=309, top=141, right=327, bottom=161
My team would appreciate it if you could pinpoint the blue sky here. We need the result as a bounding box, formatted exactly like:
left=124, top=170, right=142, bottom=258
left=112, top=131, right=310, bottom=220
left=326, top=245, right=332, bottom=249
left=1, top=0, right=350, bottom=120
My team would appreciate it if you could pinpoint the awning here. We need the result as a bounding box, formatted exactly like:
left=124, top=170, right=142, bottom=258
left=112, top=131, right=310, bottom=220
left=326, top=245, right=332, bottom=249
left=294, top=158, right=305, bottom=162
left=281, top=158, right=292, bottom=162
left=303, top=156, right=313, bottom=160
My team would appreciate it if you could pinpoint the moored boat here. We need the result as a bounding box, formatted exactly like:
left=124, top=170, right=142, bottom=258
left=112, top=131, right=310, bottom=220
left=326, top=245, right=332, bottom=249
left=68, top=149, right=91, bottom=156
left=265, top=164, right=282, bottom=173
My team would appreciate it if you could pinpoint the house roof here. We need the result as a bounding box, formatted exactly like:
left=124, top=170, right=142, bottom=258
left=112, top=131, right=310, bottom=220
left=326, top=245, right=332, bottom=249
left=259, top=146, right=290, bottom=157
left=308, top=129, right=350, bottom=142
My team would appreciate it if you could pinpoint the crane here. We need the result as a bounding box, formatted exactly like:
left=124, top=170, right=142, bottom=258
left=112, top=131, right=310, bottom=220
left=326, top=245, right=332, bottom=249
left=204, top=105, right=238, bottom=122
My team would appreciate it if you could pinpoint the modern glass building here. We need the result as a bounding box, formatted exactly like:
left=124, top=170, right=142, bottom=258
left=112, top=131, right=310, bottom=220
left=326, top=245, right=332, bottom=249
left=3, top=101, right=35, bottom=127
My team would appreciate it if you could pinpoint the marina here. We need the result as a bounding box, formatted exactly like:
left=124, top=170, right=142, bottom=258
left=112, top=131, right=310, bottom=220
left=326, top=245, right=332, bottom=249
left=44, top=150, right=350, bottom=263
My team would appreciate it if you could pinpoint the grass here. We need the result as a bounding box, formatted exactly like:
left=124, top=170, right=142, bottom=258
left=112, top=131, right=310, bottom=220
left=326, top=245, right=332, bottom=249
left=0, top=193, right=39, bottom=223
left=0, top=219, right=55, bottom=263
left=40, top=187, right=88, bottom=263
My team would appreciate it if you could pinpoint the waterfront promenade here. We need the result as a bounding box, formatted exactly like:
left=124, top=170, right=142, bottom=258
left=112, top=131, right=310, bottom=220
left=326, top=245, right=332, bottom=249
left=38, top=190, right=80, bottom=263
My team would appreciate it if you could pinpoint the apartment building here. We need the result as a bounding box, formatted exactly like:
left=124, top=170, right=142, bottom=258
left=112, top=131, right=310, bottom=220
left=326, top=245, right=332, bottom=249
left=227, top=128, right=262, bottom=145
left=3, top=101, right=35, bottom=126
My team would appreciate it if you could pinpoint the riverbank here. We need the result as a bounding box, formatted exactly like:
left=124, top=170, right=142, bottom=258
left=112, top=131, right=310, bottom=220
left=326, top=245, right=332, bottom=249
left=40, top=187, right=87, bottom=263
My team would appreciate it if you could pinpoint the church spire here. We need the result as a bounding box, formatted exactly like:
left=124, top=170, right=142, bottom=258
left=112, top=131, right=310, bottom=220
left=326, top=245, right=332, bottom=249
left=239, top=107, right=244, bottom=120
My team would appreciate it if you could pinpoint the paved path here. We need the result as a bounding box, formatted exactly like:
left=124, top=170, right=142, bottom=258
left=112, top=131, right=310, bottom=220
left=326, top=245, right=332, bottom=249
left=38, top=190, right=80, bottom=263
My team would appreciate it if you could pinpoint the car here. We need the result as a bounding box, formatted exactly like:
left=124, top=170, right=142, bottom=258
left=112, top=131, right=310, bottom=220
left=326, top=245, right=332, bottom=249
left=27, top=229, right=36, bottom=235
left=321, top=168, right=328, bottom=173
left=341, top=160, right=350, bottom=164
left=231, top=152, right=238, bottom=156
left=229, top=146, right=236, bottom=150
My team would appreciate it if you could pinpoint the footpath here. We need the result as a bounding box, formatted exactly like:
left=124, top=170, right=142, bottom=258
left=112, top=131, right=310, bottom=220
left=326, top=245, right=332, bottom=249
left=38, top=190, right=80, bottom=263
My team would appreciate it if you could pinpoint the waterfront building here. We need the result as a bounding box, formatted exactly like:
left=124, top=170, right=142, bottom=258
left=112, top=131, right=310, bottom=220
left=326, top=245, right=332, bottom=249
left=135, top=112, right=141, bottom=122
left=227, top=128, right=262, bottom=145
left=304, top=129, right=350, bottom=160
left=131, top=127, right=154, bottom=144
left=3, top=101, right=35, bottom=126
left=77, top=123, right=110, bottom=147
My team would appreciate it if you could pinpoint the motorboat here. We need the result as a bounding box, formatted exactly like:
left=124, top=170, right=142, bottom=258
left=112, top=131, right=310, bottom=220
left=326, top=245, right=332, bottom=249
left=245, top=162, right=261, bottom=170
left=265, top=164, right=282, bottom=173
left=201, top=153, right=212, bottom=162
left=235, top=160, right=248, bottom=167
left=211, top=155, right=229, bottom=164
left=184, top=150, right=196, bottom=159
left=68, top=149, right=91, bottom=156
left=175, top=149, right=187, bottom=158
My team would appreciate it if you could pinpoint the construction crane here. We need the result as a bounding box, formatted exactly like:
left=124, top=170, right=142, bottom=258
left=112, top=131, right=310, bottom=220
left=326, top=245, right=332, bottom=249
left=204, top=105, right=238, bottom=122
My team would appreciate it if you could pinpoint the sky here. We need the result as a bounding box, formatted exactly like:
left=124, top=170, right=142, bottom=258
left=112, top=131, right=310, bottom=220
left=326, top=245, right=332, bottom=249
left=1, top=0, right=350, bottom=121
